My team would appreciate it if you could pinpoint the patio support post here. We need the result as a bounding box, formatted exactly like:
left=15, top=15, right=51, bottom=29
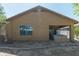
left=69, top=25, right=74, bottom=42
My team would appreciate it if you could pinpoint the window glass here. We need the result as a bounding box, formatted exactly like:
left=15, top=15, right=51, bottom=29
left=20, top=24, right=32, bottom=36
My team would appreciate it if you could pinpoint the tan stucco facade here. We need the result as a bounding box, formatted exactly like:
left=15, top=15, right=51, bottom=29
left=6, top=6, right=78, bottom=41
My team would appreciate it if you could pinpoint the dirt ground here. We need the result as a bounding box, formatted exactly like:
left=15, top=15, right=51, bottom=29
left=0, top=40, right=79, bottom=56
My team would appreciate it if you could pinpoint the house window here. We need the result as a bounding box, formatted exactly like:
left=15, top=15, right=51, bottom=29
left=20, top=24, right=32, bottom=36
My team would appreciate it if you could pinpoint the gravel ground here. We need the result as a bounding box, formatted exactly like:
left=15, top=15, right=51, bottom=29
left=0, top=40, right=79, bottom=56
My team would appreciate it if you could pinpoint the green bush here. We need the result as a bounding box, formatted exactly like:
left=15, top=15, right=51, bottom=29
left=74, top=26, right=79, bottom=38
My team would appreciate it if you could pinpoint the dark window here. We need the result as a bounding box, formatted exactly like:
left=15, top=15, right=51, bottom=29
left=20, top=24, right=32, bottom=36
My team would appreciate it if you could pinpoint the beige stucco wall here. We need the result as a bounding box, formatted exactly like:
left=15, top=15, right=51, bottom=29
left=6, top=10, right=74, bottom=41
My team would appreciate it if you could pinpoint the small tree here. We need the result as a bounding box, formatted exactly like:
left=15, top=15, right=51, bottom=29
left=73, top=3, right=79, bottom=39
left=0, top=4, right=6, bottom=34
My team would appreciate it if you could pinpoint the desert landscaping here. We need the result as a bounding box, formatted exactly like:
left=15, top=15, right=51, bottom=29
left=0, top=40, right=79, bottom=56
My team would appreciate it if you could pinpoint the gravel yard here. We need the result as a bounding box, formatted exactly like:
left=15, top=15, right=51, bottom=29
left=0, top=40, right=79, bottom=56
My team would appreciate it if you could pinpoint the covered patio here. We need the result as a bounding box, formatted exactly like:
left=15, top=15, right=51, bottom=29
left=49, top=25, right=74, bottom=42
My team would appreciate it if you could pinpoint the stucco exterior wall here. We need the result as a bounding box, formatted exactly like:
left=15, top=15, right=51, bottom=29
left=6, top=10, right=74, bottom=41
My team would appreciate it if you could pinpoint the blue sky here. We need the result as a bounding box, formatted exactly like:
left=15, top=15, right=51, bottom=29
left=1, top=3, right=79, bottom=21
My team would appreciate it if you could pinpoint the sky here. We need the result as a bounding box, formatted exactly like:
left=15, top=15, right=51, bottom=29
left=1, top=3, right=79, bottom=21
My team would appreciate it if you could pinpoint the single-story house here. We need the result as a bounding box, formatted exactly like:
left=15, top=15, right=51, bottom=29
left=5, top=6, right=78, bottom=42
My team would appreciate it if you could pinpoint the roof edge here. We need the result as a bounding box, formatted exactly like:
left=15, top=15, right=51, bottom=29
left=6, top=5, right=79, bottom=24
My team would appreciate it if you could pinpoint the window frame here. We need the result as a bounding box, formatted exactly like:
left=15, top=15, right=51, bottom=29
left=19, top=24, right=33, bottom=36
